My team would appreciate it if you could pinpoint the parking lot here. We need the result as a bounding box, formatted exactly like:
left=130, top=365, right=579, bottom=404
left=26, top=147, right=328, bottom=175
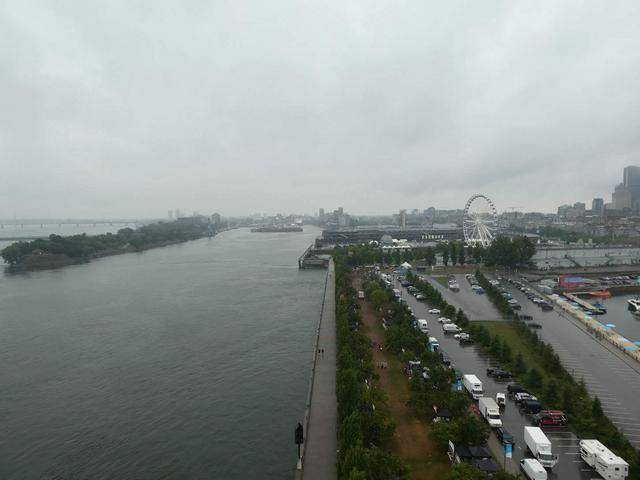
left=428, top=274, right=501, bottom=321
left=497, top=275, right=640, bottom=450
left=397, top=276, right=620, bottom=480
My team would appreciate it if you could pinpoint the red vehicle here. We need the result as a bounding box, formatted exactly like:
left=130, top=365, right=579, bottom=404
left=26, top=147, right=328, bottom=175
left=533, top=410, right=567, bottom=427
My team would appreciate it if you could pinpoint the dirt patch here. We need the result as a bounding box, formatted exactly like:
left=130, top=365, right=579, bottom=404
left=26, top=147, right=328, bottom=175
left=357, top=281, right=450, bottom=479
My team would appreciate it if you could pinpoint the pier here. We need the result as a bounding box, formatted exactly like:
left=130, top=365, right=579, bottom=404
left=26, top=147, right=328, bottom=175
left=295, top=260, right=336, bottom=480
left=298, top=244, right=330, bottom=269
left=563, top=292, right=606, bottom=314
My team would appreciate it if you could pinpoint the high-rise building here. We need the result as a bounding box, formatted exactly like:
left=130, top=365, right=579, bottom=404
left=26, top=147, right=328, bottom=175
left=399, top=209, right=407, bottom=228
left=623, top=166, right=640, bottom=212
left=168, top=210, right=174, bottom=220
left=613, top=184, right=632, bottom=210
left=591, top=198, right=604, bottom=215
left=319, top=208, right=325, bottom=222
left=557, top=204, right=571, bottom=218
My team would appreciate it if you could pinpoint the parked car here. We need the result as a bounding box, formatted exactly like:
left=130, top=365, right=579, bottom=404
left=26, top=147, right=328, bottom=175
left=508, top=384, right=528, bottom=396
left=437, top=317, right=452, bottom=324
left=496, top=426, right=514, bottom=445
left=533, top=410, right=567, bottom=427
left=528, top=322, right=543, bottom=329
left=492, top=369, right=513, bottom=380
left=459, top=335, right=474, bottom=345
left=521, top=399, right=544, bottom=414
left=439, top=351, right=452, bottom=366
left=514, top=392, right=537, bottom=405
left=428, top=308, right=440, bottom=314
left=496, top=393, right=506, bottom=408
left=415, top=294, right=426, bottom=301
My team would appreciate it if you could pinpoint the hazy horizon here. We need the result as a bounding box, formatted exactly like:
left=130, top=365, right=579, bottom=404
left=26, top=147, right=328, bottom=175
left=2, top=1, right=639, bottom=218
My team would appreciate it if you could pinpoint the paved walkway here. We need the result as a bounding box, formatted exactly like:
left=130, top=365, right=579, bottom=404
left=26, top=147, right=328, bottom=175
left=296, top=260, right=337, bottom=480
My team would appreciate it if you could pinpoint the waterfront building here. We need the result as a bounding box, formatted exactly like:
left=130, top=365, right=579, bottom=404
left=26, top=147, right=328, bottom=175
left=557, top=202, right=586, bottom=219
left=623, top=165, right=640, bottom=212
left=612, top=183, right=632, bottom=210
left=591, top=198, right=604, bottom=215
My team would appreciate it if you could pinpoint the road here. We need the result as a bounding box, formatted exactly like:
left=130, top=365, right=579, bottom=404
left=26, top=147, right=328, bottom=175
left=424, top=274, right=503, bottom=321
left=498, top=275, right=640, bottom=450
left=396, top=276, right=610, bottom=480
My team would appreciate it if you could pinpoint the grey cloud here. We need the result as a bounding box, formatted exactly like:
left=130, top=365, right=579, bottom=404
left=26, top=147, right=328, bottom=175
left=1, top=0, right=640, bottom=217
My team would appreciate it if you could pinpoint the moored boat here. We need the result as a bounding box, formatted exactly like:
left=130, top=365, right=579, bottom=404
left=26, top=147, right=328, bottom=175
left=627, top=298, right=640, bottom=312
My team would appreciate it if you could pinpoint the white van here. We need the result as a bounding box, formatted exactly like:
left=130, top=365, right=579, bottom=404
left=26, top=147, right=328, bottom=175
left=417, top=319, right=429, bottom=334
left=520, top=458, right=547, bottom=480
left=442, top=323, right=461, bottom=334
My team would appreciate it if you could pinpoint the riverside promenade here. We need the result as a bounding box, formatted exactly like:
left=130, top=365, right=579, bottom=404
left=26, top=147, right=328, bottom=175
left=296, top=260, right=337, bottom=480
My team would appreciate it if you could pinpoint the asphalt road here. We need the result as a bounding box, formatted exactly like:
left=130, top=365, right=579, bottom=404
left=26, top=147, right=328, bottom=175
left=497, top=275, right=640, bottom=450
left=425, top=274, right=503, bottom=321
left=397, top=277, right=613, bottom=480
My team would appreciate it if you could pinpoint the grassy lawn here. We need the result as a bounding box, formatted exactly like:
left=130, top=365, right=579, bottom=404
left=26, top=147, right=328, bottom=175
left=433, top=275, right=450, bottom=287
left=472, top=320, right=554, bottom=384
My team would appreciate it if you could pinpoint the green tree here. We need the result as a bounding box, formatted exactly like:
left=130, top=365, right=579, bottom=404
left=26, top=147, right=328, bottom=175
left=450, top=242, right=458, bottom=266
left=346, top=469, right=367, bottom=480
left=513, top=353, right=527, bottom=375
left=543, top=379, right=559, bottom=407
left=472, top=245, right=484, bottom=264
left=442, top=247, right=450, bottom=266
left=369, top=290, right=388, bottom=311
left=527, top=367, right=543, bottom=391
left=458, top=242, right=466, bottom=265
left=491, top=472, right=520, bottom=480
left=444, top=462, right=485, bottom=480
left=425, top=247, right=436, bottom=267
left=456, top=414, right=490, bottom=445
left=500, top=341, right=512, bottom=364
left=489, top=335, right=502, bottom=358
left=1, top=243, right=22, bottom=265
left=592, top=396, right=604, bottom=419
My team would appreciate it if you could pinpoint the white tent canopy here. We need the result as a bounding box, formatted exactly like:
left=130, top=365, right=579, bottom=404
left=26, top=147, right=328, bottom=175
left=400, top=262, right=412, bottom=268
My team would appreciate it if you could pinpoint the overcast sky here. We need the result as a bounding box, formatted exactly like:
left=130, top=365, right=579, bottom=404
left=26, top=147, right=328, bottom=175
left=1, top=1, right=640, bottom=218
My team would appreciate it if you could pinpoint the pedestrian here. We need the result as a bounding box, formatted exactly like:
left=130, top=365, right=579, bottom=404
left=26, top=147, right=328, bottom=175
left=321, top=348, right=324, bottom=356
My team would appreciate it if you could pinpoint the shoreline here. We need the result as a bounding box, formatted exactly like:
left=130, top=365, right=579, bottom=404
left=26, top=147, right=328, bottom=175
left=3, top=229, right=233, bottom=273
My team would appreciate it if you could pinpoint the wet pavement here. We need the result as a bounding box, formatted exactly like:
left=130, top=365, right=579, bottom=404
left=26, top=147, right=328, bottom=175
left=497, top=275, right=640, bottom=450
left=397, top=276, right=614, bottom=480
left=425, top=274, right=503, bottom=321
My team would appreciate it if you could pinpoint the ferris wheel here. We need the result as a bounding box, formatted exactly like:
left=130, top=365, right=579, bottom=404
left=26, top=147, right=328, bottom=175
left=463, top=194, right=498, bottom=247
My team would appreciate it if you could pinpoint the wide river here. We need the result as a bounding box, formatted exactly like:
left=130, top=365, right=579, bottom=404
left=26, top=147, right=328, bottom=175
left=0, top=227, right=325, bottom=479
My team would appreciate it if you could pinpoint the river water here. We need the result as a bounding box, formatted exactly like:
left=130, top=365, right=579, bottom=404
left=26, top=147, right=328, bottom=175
left=585, top=295, right=640, bottom=343
left=0, top=227, right=324, bottom=479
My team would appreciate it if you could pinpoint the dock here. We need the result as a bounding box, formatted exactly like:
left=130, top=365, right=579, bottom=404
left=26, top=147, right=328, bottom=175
left=295, top=260, right=336, bottom=480
left=563, top=293, right=605, bottom=314
left=298, top=244, right=330, bottom=269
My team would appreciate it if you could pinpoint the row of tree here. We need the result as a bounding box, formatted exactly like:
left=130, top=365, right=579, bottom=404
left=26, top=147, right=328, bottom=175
left=365, top=275, right=519, bottom=479
left=334, top=235, right=536, bottom=271
left=474, top=271, right=640, bottom=478
left=333, top=251, right=409, bottom=480
left=1, top=221, right=213, bottom=266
